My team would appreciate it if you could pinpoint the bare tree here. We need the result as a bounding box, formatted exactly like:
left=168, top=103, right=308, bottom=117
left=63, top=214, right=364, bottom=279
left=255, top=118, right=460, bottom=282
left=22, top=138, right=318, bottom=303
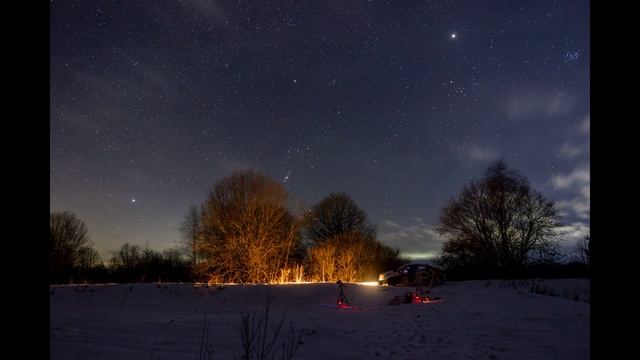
left=304, top=192, right=376, bottom=244
left=163, top=248, right=185, bottom=268
left=49, top=211, right=93, bottom=283
left=110, top=243, right=144, bottom=271
left=109, top=243, right=188, bottom=283
left=306, top=240, right=337, bottom=282
left=436, top=161, right=561, bottom=274
left=576, top=235, right=591, bottom=265
left=196, top=170, right=302, bottom=283
left=76, top=246, right=101, bottom=271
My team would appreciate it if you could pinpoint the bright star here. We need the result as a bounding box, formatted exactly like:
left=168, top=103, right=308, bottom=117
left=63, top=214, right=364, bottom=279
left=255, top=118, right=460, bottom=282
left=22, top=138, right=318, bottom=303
left=451, top=33, right=457, bottom=39
left=131, top=198, right=136, bottom=203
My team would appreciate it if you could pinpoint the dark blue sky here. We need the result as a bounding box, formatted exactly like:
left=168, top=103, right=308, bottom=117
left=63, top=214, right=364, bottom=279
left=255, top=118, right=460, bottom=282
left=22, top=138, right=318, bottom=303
left=50, top=0, right=590, bottom=260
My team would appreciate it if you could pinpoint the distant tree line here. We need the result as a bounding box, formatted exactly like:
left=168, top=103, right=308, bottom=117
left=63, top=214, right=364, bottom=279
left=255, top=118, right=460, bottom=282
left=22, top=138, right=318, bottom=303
left=50, top=162, right=589, bottom=284
left=49, top=171, right=405, bottom=284
left=50, top=213, right=191, bottom=284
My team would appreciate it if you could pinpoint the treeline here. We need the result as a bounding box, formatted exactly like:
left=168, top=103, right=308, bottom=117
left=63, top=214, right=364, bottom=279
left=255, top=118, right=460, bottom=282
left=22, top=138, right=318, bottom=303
left=441, top=259, right=590, bottom=281
left=49, top=213, right=191, bottom=284
left=49, top=170, right=405, bottom=284
left=50, top=161, right=590, bottom=284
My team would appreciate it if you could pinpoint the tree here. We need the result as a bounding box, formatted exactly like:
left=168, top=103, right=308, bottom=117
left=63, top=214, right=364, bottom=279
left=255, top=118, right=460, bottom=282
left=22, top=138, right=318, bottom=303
left=304, top=192, right=376, bottom=244
left=76, top=246, right=101, bottom=272
left=304, top=193, right=403, bottom=282
left=111, top=243, right=143, bottom=271
left=436, top=161, right=561, bottom=275
left=49, top=211, right=94, bottom=283
left=110, top=243, right=189, bottom=283
left=196, top=170, right=301, bottom=283
left=110, top=243, right=144, bottom=282
left=576, top=235, right=591, bottom=266
left=306, top=231, right=403, bottom=282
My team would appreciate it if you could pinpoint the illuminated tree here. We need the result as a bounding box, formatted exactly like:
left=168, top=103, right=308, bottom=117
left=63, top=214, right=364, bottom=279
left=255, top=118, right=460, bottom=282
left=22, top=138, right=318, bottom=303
left=307, top=231, right=402, bottom=282
left=196, top=170, right=302, bottom=283
left=437, top=161, right=561, bottom=274
left=305, top=193, right=403, bottom=282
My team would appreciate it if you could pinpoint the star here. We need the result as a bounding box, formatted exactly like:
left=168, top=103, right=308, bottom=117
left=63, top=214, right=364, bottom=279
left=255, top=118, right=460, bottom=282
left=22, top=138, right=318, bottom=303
left=564, top=50, right=579, bottom=62
left=131, top=198, right=136, bottom=203
left=450, top=33, right=456, bottom=39
left=282, top=170, right=292, bottom=184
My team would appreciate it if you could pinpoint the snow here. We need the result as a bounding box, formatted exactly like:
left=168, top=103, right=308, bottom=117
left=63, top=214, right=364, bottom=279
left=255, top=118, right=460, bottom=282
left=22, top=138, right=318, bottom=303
left=50, top=280, right=589, bottom=359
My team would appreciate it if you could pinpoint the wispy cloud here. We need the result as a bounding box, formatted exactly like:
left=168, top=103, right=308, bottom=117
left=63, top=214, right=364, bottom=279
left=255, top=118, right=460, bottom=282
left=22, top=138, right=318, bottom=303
left=551, top=164, right=590, bottom=221
left=557, top=112, right=589, bottom=159
left=580, top=113, right=590, bottom=134
left=554, top=222, right=590, bottom=243
left=384, top=220, right=401, bottom=227
left=467, top=145, right=499, bottom=162
left=559, top=142, right=583, bottom=158
left=454, top=144, right=500, bottom=166
left=551, top=165, right=589, bottom=190
left=506, top=89, right=576, bottom=121
left=378, top=218, right=444, bottom=256
left=556, top=196, right=590, bottom=220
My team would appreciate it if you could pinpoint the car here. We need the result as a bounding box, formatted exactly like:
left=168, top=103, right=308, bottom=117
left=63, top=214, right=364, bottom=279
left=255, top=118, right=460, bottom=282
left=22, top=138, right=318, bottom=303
left=378, top=263, right=445, bottom=286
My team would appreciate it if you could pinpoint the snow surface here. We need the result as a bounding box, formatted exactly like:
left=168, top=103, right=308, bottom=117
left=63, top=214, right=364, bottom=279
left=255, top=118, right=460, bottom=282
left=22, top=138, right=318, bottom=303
left=50, top=280, right=589, bottom=359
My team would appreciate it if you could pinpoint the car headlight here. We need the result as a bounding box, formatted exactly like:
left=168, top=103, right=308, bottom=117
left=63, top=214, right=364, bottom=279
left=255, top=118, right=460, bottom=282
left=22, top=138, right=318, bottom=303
left=378, top=274, right=385, bottom=281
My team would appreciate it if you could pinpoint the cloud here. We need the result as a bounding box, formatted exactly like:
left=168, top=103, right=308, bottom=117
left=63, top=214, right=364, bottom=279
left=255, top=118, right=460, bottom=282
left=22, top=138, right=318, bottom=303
left=467, top=145, right=499, bottom=162
left=454, top=144, right=500, bottom=166
left=580, top=184, right=590, bottom=199
left=506, top=89, right=576, bottom=121
left=384, top=220, right=401, bottom=228
left=378, top=218, right=444, bottom=257
left=559, top=142, right=583, bottom=158
left=557, top=113, right=589, bottom=159
left=551, top=164, right=590, bottom=221
left=556, top=197, right=590, bottom=220
left=580, top=114, right=590, bottom=134
left=554, top=222, right=590, bottom=243
left=551, top=166, right=590, bottom=190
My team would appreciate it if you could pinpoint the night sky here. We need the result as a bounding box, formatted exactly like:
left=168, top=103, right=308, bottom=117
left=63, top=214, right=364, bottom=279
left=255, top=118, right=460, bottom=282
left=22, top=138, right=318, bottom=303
left=50, top=0, right=590, bottom=260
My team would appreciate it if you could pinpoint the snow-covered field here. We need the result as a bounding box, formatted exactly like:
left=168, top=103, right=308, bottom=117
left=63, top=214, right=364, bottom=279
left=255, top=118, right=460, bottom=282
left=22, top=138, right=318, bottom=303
left=50, top=280, right=589, bottom=360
